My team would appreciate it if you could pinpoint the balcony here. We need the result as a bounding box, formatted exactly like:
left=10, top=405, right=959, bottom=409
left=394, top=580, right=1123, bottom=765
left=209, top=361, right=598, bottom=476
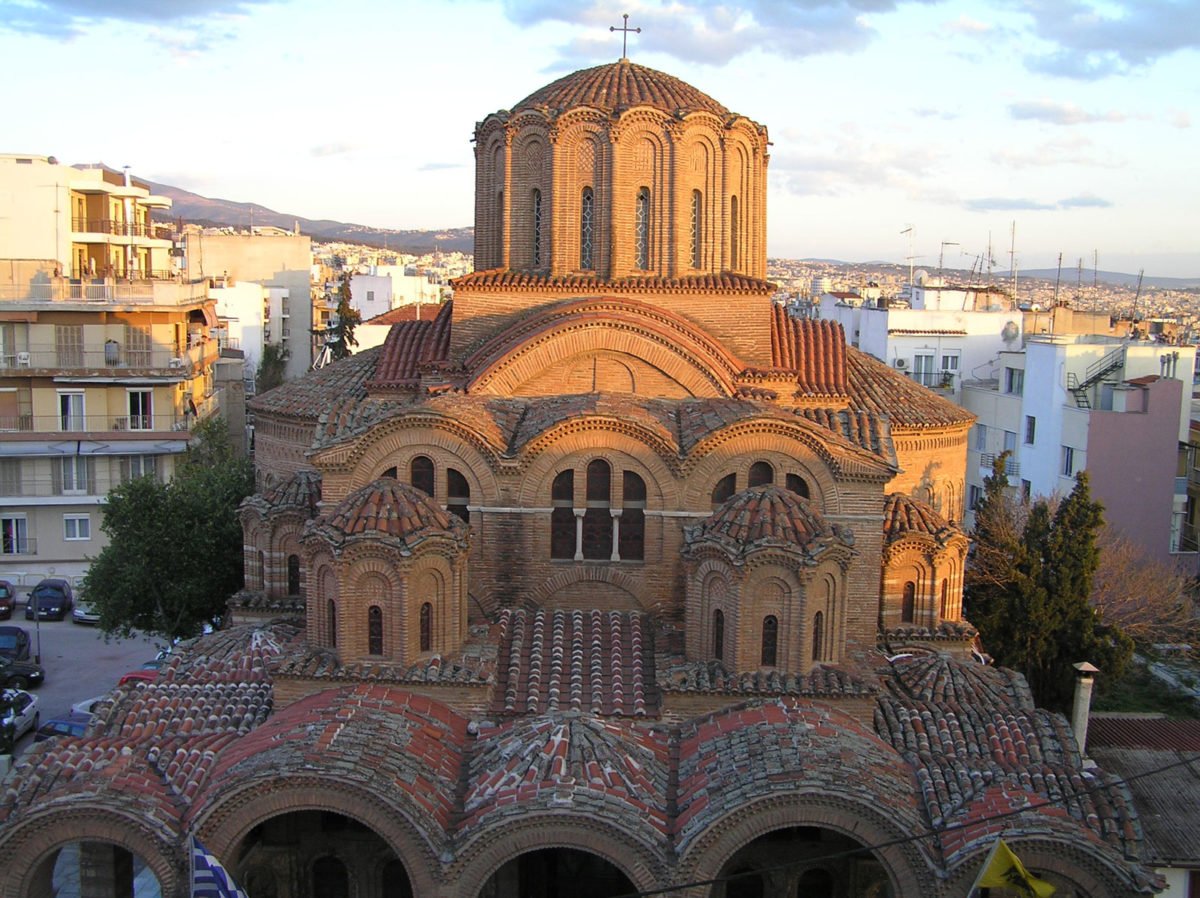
left=71, top=218, right=174, bottom=241
left=0, top=410, right=189, bottom=434
left=979, top=453, right=1020, bottom=478
left=0, top=343, right=194, bottom=374
left=0, top=276, right=208, bottom=306
left=0, top=537, right=37, bottom=557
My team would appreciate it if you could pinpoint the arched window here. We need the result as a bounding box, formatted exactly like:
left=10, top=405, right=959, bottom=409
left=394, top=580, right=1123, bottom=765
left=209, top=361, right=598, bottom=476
left=312, top=856, right=349, bottom=898
left=580, top=187, right=595, bottom=270
left=634, top=187, right=650, bottom=270
left=411, top=456, right=434, bottom=496
left=812, top=611, right=824, bottom=662
left=761, top=615, right=778, bottom=666
left=730, top=195, right=740, bottom=270
left=940, top=578, right=950, bottom=620
left=711, top=473, right=736, bottom=507
left=550, top=470, right=575, bottom=559
left=258, top=550, right=265, bottom=590
left=368, top=605, right=383, bottom=655
left=287, top=554, right=300, bottom=596
left=619, top=470, right=645, bottom=561
left=748, top=461, right=773, bottom=487
left=582, top=459, right=612, bottom=560
left=690, top=189, right=702, bottom=268
left=382, top=466, right=397, bottom=479
left=495, top=189, right=504, bottom=267
left=902, top=581, right=916, bottom=624
left=786, top=473, right=810, bottom=498
left=419, top=602, right=432, bottom=652
left=327, top=599, right=336, bottom=647
left=532, top=188, right=542, bottom=267
left=447, top=468, right=470, bottom=522
left=713, top=608, right=725, bottom=661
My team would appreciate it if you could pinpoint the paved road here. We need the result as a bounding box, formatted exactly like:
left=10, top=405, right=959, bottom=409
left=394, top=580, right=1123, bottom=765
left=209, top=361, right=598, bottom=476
left=6, top=611, right=162, bottom=756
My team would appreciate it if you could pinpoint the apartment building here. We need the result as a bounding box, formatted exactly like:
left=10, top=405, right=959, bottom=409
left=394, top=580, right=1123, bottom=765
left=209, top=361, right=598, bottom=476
left=0, top=154, right=224, bottom=586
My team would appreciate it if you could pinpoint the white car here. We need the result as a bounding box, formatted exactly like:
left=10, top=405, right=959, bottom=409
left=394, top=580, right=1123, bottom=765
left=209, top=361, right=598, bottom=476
left=1, top=689, right=40, bottom=742
left=71, top=694, right=109, bottom=718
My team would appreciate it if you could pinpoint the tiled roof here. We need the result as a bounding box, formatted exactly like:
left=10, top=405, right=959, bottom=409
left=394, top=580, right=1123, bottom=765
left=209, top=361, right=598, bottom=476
left=491, top=609, right=656, bottom=717
left=506, top=394, right=678, bottom=457
left=249, top=346, right=381, bottom=417
left=1088, top=717, right=1200, bottom=751
left=512, top=59, right=730, bottom=117
left=363, top=302, right=447, bottom=326
left=770, top=309, right=848, bottom=395
left=451, top=269, right=774, bottom=294
left=272, top=641, right=495, bottom=687
left=659, top=657, right=878, bottom=698
left=307, top=477, right=469, bottom=548
left=367, top=300, right=453, bottom=389
left=843, top=348, right=976, bottom=429
left=794, top=406, right=895, bottom=461
left=684, top=486, right=853, bottom=559
left=263, top=469, right=322, bottom=515
left=883, top=493, right=958, bottom=546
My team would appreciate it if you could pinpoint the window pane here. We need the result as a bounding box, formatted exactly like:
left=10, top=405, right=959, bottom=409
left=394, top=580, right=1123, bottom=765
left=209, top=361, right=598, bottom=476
left=580, top=188, right=594, bottom=270
left=635, top=188, right=650, bottom=270
left=586, top=459, right=611, bottom=502
left=411, top=456, right=434, bottom=496
left=760, top=615, right=777, bottom=666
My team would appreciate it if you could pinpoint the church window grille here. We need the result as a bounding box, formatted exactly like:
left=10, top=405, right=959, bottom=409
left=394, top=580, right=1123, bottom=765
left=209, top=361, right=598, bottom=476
left=713, top=609, right=725, bottom=661
left=748, top=461, right=773, bottom=487
left=635, top=187, right=650, bottom=270
left=532, top=189, right=542, bottom=267
left=786, top=473, right=809, bottom=498
left=447, top=468, right=470, bottom=522
left=580, top=187, right=595, bottom=269
left=761, top=615, right=778, bottom=666
left=902, top=581, right=915, bottom=624
left=582, top=459, right=612, bottom=559
left=368, top=606, right=383, bottom=655
left=690, top=190, right=702, bottom=268
left=730, top=195, right=740, bottom=269
left=712, top=473, right=737, bottom=507
left=940, top=578, right=950, bottom=620
left=812, top=611, right=824, bottom=661
left=419, top=602, right=432, bottom=652
left=619, top=470, right=646, bottom=561
left=287, top=554, right=300, bottom=596
left=327, top=599, right=336, bottom=647
left=551, top=470, right=575, bottom=559
left=411, top=456, right=434, bottom=496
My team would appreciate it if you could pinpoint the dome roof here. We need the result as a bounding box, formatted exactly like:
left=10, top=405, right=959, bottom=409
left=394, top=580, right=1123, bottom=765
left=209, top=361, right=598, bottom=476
left=309, top=477, right=468, bottom=549
left=263, top=469, right=322, bottom=516
left=513, top=59, right=729, bottom=118
left=685, top=486, right=852, bottom=558
left=883, top=493, right=958, bottom=545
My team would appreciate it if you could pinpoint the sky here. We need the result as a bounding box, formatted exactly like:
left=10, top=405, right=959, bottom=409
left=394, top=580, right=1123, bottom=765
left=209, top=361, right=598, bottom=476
left=1, top=0, right=1198, bottom=277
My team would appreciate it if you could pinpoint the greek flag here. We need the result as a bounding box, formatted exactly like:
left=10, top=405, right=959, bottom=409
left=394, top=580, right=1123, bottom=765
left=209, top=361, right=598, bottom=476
left=190, top=836, right=250, bottom=898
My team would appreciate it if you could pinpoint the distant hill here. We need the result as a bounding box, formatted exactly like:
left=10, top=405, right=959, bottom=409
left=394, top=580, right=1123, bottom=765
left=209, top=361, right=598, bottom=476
left=1020, top=268, right=1199, bottom=290
left=81, top=164, right=474, bottom=255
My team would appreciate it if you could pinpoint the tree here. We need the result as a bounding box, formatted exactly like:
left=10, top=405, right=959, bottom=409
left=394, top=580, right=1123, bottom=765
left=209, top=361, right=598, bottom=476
left=1091, top=525, right=1199, bottom=645
left=255, top=342, right=289, bottom=393
left=81, top=418, right=254, bottom=642
left=966, top=465, right=1133, bottom=711
left=318, top=273, right=361, bottom=361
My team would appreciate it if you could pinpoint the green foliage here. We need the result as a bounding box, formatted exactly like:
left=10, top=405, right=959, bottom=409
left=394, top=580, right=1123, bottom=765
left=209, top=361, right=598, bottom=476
left=255, top=342, right=289, bottom=393
left=81, top=418, right=254, bottom=642
left=314, top=273, right=361, bottom=361
left=966, top=463, right=1133, bottom=711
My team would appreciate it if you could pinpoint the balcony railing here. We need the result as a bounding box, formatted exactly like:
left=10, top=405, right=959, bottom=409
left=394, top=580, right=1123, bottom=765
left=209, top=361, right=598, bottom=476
left=979, top=453, right=1021, bottom=477
left=0, top=277, right=208, bottom=305
left=0, top=411, right=190, bottom=433
left=0, top=537, right=37, bottom=557
left=0, top=343, right=199, bottom=373
left=71, top=218, right=174, bottom=240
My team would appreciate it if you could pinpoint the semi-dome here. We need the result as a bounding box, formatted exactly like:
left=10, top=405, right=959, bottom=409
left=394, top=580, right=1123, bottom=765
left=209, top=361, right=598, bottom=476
left=307, top=477, right=468, bottom=551
left=685, top=486, right=851, bottom=559
left=513, top=59, right=729, bottom=118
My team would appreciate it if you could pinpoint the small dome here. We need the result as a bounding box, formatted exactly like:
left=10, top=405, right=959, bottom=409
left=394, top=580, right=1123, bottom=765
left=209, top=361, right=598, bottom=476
left=315, top=478, right=468, bottom=546
left=686, top=486, right=850, bottom=558
left=513, top=59, right=729, bottom=118
left=263, top=470, right=322, bottom=516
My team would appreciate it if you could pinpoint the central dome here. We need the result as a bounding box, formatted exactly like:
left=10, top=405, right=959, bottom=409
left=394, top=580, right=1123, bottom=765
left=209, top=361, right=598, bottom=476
left=513, top=60, right=729, bottom=118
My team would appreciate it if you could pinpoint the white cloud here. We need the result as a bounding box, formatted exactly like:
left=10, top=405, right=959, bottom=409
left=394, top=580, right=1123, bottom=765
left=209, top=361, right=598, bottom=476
left=1008, top=99, right=1127, bottom=125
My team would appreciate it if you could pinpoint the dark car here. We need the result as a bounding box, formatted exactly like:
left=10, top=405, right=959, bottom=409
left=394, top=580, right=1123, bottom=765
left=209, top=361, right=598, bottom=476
left=35, top=715, right=90, bottom=742
left=0, top=626, right=31, bottom=661
left=24, top=578, right=73, bottom=621
left=0, top=655, right=44, bottom=689
left=0, top=580, right=14, bottom=619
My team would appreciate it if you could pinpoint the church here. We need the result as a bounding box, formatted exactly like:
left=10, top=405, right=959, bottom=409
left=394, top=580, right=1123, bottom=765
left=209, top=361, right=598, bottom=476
left=0, top=60, right=1158, bottom=898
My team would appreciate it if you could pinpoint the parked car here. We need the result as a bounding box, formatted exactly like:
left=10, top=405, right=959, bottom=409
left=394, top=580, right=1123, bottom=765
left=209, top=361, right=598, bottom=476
left=0, top=626, right=31, bottom=661
left=0, top=656, right=44, bottom=690
left=34, top=714, right=90, bottom=742
left=24, top=578, right=74, bottom=621
left=1, top=689, right=40, bottom=741
left=0, top=580, right=14, bottom=619
left=72, top=599, right=100, bottom=625
left=71, top=695, right=109, bottom=717
left=117, top=669, right=157, bottom=686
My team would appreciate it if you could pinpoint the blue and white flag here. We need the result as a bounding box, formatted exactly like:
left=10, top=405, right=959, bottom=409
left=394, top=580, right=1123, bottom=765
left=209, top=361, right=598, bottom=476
left=190, top=836, right=250, bottom=898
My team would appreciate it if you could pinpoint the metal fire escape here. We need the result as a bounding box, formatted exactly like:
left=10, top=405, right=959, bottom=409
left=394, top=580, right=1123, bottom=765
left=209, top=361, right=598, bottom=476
left=1065, top=347, right=1125, bottom=409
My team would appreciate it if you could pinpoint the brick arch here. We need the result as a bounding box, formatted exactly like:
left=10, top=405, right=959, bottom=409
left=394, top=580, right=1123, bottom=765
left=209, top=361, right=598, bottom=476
left=521, top=564, right=646, bottom=612
left=191, top=776, right=441, bottom=898
left=943, top=837, right=1140, bottom=898
left=676, top=793, right=936, bottom=898
left=449, top=815, right=668, bottom=898
left=682, top=429, right=842, bottom=511
left=0, top=806, right=183, bottom=898
left=515, top=433, right=679, bottom=509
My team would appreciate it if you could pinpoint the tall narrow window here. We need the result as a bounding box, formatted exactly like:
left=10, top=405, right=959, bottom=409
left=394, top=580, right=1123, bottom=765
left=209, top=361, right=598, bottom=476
left=902, top=582, right=915, bottom=624
left=761, top=615, right=778, bottom=667
left=635, top=187, right=650, bottom=270
left=812, top=611, right=824, bottom=661
left=580, top=187, right=594, bottom=270
left=128, top=390, right=152, bottom=430
left=713, top=609, right=725, bottom=661
left=748, top=461, right=773, bottom=487
left=690, top=189, right=702, bottom=268
left=411, top=456, right=434, bottom=496
left=258, top=551, right=266, bottom=590
left=419, top=602, right=432, bottom=652
left=495, top=190, right=504, bottom=267
left=447, top=468, right=470, bottom=522
left=619, top=471, right=646, bottom=561
left=551, top=470, right=575, bottom=559
left=59, top=392, right=84, bottom=431
left=328, top=599, right=337, bottom=647
left=940, top=579, right=950, bottom=620
left=368, top=606, right=383, bottom=655
left=582, top=459, right=612, bottom=559
left=287, top=554, right=300, bottom=596
left=729, top=196, right=740, bottom=270
left=532, top=188, right=542, bottom=268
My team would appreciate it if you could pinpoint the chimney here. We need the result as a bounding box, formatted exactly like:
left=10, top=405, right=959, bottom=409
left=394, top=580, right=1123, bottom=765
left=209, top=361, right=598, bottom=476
left=1071, top=661, right=1100, bottom=756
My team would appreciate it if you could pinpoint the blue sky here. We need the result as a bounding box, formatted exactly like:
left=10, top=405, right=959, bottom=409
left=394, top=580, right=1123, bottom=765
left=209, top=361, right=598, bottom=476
left=2, top=0, right=1197, bottom=276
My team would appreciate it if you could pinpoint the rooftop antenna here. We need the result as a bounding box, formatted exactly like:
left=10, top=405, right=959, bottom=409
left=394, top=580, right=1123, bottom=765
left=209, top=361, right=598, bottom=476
left=938, top=240, right=958, bottom=309
left=1053, top=252, right=1063, bottom=306
left=900, top=225, right=915, bottom=287
left=1008, top=220, right=1018, bottom=302
left=610, top=13, right=640, bottom=59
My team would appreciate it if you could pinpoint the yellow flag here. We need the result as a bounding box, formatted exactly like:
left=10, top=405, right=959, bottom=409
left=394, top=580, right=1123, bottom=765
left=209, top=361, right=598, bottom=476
left=975, top=839, right=1056, bottom=898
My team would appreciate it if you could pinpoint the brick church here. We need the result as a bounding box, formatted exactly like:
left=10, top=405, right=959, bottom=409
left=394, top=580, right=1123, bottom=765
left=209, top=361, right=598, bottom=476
left=0, top=60, right=1158, bottom=898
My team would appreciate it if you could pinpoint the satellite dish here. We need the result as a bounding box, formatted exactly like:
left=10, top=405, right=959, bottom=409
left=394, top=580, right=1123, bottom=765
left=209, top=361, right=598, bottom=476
left=914, top=269, right=930, bottom=286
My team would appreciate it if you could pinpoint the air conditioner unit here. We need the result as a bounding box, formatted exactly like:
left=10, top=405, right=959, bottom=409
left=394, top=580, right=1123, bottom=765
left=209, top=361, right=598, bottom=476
left=893, top=358, right=908, bottom=369
left=16, top=352, right=31, bottom=367
left=169, top=357, right=184, bottom=369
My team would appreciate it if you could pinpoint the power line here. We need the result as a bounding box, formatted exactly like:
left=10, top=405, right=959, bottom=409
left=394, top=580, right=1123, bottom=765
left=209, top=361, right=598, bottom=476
left=605, top=749, right=1200, bottom=897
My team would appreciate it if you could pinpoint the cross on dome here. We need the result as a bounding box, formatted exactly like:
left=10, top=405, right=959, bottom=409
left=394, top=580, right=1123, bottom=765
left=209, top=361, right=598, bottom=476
left=610, top=12, right=641, bottom=60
